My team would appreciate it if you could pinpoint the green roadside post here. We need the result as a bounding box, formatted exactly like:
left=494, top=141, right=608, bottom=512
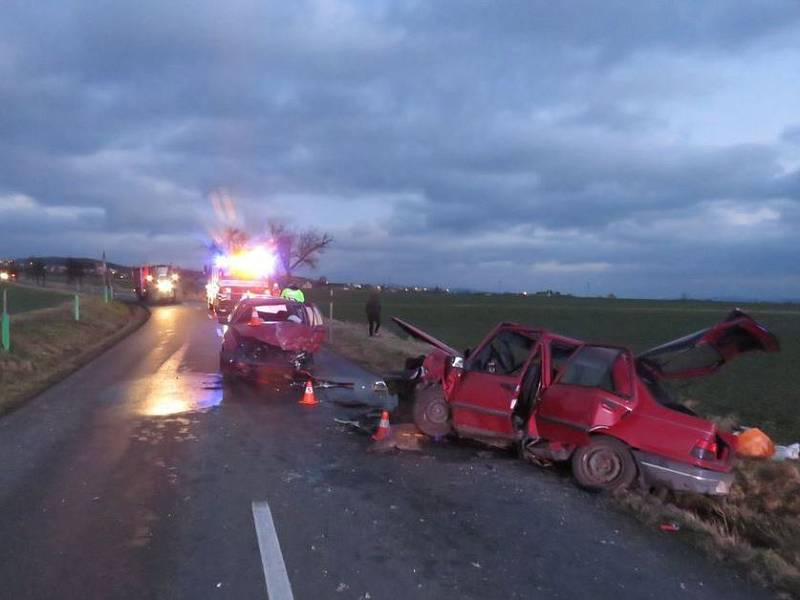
left=103, top=284, right=109, bottom=303
left=74, top=293, right=80, bottom=322
left=1, top=287, right=9, bottom=352
left=329, top=286, right=334, bottom=342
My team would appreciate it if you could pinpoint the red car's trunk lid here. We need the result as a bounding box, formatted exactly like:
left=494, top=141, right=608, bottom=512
left=636, top=309, right=779, bottom=379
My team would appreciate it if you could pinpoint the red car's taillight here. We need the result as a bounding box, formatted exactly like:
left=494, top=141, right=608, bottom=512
left=691, top=438, right=718, bottom=461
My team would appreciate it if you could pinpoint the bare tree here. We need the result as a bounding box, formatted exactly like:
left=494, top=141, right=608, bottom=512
left=220, top=227, right=250, bottom=252
left=208, top=223, right=332, bottom=278
left=269, top=222, right=333, bottom=276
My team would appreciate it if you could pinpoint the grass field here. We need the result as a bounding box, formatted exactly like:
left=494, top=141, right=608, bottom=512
left=0, top=295, right=138, bottom=413
left=309, top=288, right=800, bottom=442
left=1, top=284, right=70, bottom=315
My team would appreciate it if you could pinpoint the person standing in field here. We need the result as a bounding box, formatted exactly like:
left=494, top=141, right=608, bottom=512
left=366, top=286, right=382, bottom=336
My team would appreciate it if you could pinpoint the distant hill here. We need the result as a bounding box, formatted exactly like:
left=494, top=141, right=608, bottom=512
left=13, top=256, right=130, bottom=270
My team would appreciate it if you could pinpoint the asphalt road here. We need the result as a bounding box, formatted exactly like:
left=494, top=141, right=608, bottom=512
left=0, top=302, right=774, bottom=599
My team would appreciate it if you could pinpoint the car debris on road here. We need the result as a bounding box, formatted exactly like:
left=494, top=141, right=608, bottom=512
left=773, top=443, right=800, bottom=461
left=392, top=309, right=780, bottom=496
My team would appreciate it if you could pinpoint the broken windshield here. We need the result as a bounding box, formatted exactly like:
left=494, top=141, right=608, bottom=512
left=468, top=330, right=537, bottom=375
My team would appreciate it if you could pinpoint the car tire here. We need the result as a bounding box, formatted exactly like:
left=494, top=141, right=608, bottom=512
left=413, top=384, right=452, bottom=438
left=571, top=436, right=637, bottom=492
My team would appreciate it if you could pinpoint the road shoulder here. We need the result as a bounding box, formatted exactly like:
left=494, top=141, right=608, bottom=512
left=0, top=298, right=150, bottom=416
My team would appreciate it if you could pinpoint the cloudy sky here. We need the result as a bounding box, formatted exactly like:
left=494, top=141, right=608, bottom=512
left=1, top=1, right=799, bottom=299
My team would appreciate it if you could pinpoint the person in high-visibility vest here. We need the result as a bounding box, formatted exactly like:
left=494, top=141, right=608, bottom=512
left=281, top=283, right=305, bottom=303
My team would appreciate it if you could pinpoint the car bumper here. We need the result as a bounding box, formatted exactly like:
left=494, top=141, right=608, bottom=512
left=633, top=451, right=734, bottom=496
left=220, top=350, right=309, bottom=382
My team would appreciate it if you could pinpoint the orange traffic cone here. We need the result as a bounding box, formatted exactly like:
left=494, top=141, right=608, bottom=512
left=248, top=307, right=261, bottom=326
left=372, top=410, right=391, bottom=441
left=298, top=379, right=319, bottom=406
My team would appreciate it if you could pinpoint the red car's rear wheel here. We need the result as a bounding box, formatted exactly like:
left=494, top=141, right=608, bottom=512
left=413, top=384, right=452, bottom=437
left=571, top=437, right=636, bottom=492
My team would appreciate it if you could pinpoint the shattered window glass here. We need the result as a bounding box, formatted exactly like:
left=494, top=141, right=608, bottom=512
left=559, top=346, right=632, bottom=397
left=469, top=330, right=537, bottom=375
left=550, top=343, right=578, bottom=380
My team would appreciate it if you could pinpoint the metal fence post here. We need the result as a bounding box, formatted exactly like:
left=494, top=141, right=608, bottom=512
left=329, top=287, right=334, bottom=342
left=1, top=288, right=9, bottom=352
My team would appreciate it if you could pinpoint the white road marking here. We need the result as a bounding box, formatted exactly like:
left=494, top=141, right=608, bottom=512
left=252, top=501, right=295, bottom=600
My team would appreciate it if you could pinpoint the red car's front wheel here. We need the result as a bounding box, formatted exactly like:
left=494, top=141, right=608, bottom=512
left=413, top=384, right=452, bottom=438
left=571, top=437, right=637, bottom=492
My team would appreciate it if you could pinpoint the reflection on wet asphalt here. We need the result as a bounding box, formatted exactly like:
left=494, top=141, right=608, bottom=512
left=135, top=331, right=394, bottom=420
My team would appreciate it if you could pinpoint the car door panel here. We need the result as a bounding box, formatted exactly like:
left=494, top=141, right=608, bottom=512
left=451, top=329, right=538, bottom=439
left=536, top=345, right=636, bottom=433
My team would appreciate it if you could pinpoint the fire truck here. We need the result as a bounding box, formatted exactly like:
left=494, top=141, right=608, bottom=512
left=0, top=260, right=19, bottom=282
left=133, top=264, right=181, bottom=304
left=206, top=245, right=278, bottom=323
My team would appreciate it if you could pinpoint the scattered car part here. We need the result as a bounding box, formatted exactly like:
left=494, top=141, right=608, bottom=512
left=736, top=427, right=775, bottom=458
left=772, top=443, right=800, bottom=461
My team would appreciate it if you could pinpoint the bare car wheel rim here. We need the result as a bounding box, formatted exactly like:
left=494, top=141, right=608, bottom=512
left=426, top=400, right=448, bottom=424
left=585, top=448, right=622, bottom=484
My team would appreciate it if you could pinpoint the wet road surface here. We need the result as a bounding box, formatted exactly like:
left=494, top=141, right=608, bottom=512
left=0, top=302, right=774, bottom=599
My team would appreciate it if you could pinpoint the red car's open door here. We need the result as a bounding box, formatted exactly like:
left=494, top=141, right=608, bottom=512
left=536, top=345, right=636, bottom=434
left=392, top=317, right=460, bottom=356
left=449, top=327, right=539, bottom=442
left=636, top=309, right=779, bottom=380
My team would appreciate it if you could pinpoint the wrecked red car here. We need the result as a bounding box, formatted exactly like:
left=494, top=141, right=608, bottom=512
left=394, top=310, right=779, bottom=495
left=220, top=296, right=326, bottom=382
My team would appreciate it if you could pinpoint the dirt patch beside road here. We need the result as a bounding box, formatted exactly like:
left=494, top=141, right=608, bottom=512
left=617, top=459, right=800, bottom=598
left=324, top=318, right=430, bottom=375
left=0, top=296, right=148, bottom=415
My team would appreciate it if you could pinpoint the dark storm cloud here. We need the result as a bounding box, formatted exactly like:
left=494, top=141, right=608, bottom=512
left=1, top=0, right=799, bottom=298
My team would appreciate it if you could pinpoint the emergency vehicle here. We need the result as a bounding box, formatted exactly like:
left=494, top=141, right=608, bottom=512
left=0, top=260, right=19, bottom=282
left=133, top=264, right=181, bottom=303
left=206, top=246, right=278, bottom=323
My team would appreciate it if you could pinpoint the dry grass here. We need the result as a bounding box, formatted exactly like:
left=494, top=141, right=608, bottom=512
left=325, top=318, right=431, bottom=375
left=0, top=296, right=143, bottom=413
left=615, top=459, right=800, bottom=598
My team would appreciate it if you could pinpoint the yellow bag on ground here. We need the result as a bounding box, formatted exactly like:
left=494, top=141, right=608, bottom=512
left=736, top=427, right=775, bottom=458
